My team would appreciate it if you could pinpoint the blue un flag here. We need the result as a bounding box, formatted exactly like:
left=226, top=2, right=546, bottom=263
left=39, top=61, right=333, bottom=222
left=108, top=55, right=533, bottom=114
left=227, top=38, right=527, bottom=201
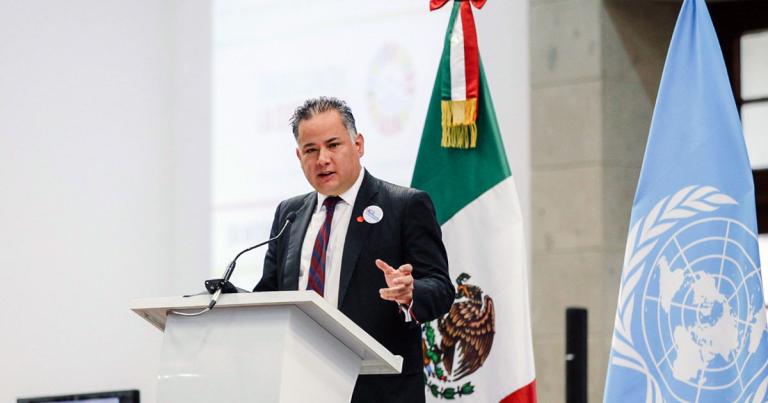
left=604, top=0, right=768, bottom=401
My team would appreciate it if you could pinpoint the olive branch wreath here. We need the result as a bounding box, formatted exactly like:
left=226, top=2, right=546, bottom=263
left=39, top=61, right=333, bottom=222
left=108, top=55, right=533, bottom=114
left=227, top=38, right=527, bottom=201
left=610, top=185, right=745, bottom=402
left=423, top=321, right=475, bottom=399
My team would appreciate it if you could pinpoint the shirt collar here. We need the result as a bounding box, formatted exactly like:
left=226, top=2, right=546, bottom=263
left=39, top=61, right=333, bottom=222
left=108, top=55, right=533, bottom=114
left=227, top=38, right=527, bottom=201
left=316, top=167, right=365, bottom=212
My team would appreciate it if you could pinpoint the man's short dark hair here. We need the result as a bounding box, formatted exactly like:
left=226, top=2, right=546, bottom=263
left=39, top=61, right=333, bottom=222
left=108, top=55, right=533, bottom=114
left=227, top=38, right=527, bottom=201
left=290, top=96, right=358, bottom=141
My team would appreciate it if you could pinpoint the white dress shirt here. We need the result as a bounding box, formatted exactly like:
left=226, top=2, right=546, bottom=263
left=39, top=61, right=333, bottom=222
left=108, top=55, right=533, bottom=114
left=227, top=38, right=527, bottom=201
left=298, top=168, right=365, bottom=308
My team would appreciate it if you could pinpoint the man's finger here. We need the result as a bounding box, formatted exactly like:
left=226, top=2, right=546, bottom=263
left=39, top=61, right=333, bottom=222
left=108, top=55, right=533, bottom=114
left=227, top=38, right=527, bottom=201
left=379, top=285, right=408, bottom=298
left=380, top=292, right=410, bottom=303
left=379, top=291, right=400, bottom=301
left=398, top=264, right=413, bottom=275
left=379, top=285, right=406, bottom=294
left=393, top=276, right=413, bottom=286
left=375, top=259, right=396, bottom=274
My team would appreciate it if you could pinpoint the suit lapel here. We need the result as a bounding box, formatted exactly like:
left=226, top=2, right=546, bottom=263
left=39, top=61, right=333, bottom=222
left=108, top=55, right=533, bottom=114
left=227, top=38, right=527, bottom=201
left=338, top=171, right=379, bottom=307
left=282, top=193, right=316, bottom=290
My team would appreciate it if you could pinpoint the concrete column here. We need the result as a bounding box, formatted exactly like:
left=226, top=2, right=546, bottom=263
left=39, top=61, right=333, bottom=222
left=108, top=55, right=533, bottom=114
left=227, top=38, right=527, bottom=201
left=529, top=1, right=678, bottom=401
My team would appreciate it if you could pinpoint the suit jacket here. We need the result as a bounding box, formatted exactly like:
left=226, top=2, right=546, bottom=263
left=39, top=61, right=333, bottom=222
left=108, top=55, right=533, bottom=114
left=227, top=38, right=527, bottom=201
left=254, top=171, right=454, bottom=401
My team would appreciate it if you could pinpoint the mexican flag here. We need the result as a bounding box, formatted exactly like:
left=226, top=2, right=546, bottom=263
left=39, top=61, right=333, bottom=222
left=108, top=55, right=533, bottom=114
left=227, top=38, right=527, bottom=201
left=412, top=1, right=537, bottom=402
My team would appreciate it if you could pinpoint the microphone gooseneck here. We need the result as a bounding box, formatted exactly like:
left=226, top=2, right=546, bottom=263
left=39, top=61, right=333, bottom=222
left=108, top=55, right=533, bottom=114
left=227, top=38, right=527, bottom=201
left=220, top=211, right=296, bottom=287
left=172, top=211, right=296, bottom=317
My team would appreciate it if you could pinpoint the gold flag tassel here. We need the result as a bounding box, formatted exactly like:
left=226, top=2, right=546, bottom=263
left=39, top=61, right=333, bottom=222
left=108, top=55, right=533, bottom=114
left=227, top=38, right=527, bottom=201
left=440, top=98, right=478, bottom=149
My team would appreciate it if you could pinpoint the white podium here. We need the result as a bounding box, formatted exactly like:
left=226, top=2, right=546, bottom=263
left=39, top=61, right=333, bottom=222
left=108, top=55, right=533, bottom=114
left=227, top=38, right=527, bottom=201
left=130, top=291, right=403, bottom=403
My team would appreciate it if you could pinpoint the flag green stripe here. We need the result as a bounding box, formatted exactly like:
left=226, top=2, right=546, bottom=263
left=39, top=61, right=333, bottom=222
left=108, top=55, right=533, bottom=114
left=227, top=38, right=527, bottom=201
left=411, top=59, right=511, bottom=225
left=439, top=2, right=460, bottom=101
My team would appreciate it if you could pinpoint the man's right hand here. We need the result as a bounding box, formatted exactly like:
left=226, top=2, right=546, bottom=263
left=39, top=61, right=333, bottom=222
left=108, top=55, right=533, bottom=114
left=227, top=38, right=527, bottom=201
left=375, top=259, right=414, bottom=306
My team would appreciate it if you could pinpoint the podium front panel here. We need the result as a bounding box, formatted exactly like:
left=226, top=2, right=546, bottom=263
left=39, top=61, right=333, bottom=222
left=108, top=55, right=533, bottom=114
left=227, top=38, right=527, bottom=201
left=156, top=305, right=360, bottom=403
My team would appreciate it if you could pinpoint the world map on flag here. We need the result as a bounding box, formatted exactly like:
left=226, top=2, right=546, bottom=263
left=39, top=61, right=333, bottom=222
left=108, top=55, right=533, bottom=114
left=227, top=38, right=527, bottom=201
left=638, top=213, right=768, bottom=400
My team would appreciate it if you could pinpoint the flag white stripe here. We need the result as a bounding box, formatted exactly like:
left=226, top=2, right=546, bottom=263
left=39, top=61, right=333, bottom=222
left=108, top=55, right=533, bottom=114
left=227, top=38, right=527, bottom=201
left=449, top=14, right=467, bottom=101
left=437, top=176, right=535, bottom=400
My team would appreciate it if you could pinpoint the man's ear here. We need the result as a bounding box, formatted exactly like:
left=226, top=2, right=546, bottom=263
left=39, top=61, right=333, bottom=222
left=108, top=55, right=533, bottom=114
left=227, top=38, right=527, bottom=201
left=295, top=147, right=300, bottom=160
left=355, top=133, right=365, bottom=157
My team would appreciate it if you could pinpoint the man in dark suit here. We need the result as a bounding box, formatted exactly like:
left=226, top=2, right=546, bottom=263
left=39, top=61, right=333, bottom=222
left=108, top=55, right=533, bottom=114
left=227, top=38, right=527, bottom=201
left=254, top=97, right=454, bottom=402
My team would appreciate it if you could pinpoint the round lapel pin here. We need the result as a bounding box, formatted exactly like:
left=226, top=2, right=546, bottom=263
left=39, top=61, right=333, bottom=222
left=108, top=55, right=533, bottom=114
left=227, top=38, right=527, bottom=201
left=362, top=205, right=384, bottom=224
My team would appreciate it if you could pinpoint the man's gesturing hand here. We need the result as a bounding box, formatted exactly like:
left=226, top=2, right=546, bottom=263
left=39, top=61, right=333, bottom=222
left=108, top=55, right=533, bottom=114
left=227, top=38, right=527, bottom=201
left=376, top=259, right=414, bottom=306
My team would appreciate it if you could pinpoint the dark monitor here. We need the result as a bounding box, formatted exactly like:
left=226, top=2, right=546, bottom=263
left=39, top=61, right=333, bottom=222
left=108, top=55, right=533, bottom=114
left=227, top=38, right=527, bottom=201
left=18, top=390, right=139, bottom=403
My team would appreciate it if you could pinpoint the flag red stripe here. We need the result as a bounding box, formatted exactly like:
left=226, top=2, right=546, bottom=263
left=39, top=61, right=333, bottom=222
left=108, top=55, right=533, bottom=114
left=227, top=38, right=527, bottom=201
left=499, top=380, right=537, bottom=403
left=459, top=1, right=479, bottom=102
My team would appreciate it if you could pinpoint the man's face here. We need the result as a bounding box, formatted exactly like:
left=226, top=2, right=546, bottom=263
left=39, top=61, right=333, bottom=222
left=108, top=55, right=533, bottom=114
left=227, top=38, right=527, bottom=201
left=295, top=110, right=364, bottom=196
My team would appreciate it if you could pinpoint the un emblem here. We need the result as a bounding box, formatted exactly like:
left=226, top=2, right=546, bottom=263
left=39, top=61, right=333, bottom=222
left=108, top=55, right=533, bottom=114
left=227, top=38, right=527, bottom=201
left=610, top=185, right=768, bottom=402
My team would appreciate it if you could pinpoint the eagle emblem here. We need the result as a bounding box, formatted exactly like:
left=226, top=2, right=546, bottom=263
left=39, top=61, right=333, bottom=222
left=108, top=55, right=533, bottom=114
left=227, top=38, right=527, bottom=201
left=422, top=273, right=496, bottom=399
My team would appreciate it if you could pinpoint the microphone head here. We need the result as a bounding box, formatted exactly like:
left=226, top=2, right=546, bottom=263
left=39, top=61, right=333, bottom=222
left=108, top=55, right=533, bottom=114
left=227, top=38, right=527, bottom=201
left=286, top=211, right=297, bottom=223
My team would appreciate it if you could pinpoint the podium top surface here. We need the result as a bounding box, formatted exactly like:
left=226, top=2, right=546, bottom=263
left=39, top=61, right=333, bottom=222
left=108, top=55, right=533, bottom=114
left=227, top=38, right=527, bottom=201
left=130, top=291, right=403, bottom=375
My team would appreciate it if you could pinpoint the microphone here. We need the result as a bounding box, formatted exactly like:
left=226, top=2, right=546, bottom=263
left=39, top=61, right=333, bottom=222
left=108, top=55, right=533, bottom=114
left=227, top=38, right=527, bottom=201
left=203, top=211, right=297, bottom=310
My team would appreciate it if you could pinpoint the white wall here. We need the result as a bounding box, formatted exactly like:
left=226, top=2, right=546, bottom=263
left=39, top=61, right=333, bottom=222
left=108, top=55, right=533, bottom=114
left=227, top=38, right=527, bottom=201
left=169, top=1, right=212, bottom=295
left=476, top=0, right=531, bottom=235
left=0, top=1, right=210, bottom=401
left=0, top=1, right=527, bottom=401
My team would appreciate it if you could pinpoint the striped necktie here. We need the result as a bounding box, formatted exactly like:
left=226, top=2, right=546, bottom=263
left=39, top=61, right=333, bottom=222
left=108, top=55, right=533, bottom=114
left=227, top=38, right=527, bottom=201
left=306, top=196, right=341, bottom=296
